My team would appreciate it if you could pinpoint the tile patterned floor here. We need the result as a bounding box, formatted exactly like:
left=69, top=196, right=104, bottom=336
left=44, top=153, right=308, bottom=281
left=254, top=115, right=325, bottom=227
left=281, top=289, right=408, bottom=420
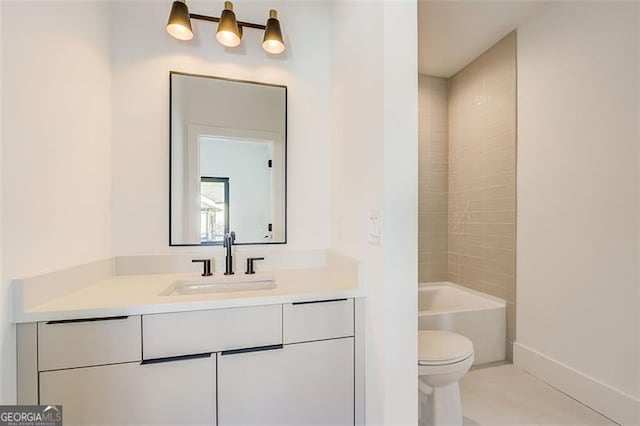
left=460, top=364, right=616, bottom=426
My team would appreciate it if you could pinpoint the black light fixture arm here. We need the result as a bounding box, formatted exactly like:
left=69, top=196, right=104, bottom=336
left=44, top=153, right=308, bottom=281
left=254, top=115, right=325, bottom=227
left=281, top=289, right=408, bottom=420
left=189, top=13, right=266, bottom=30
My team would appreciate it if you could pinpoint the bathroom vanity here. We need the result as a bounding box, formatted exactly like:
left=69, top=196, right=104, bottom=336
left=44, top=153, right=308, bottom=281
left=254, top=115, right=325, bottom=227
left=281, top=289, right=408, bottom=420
left=14, top=253, right=365, bottom=425
left=12, top=71, right=366, bottom=424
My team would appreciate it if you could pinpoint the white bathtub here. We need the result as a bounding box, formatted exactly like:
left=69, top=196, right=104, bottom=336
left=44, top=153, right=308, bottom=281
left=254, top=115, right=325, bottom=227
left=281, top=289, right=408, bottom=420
left=418, top=282, right=506, bottom=365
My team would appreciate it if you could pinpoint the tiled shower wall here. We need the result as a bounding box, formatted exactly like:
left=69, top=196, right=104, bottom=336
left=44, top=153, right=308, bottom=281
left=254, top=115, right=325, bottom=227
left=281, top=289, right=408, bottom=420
left=418, top=32, right=517, bottom=358
left=448, top=32, right=517, bottom=355
left=418, top=75, right=449, bottom=283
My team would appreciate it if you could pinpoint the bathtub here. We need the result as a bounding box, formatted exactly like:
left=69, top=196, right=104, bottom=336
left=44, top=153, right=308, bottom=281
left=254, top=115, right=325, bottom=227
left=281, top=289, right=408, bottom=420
left=418, top=282, right=506, bottom=365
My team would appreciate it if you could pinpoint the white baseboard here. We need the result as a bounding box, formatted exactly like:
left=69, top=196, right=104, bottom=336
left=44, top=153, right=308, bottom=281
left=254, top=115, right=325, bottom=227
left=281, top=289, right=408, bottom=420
left=514, top=342, right=640, bottom=425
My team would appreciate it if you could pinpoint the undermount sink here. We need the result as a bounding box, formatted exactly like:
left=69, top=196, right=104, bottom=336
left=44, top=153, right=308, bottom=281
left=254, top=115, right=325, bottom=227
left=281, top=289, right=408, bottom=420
left=161, top=273, right=276, bottom=296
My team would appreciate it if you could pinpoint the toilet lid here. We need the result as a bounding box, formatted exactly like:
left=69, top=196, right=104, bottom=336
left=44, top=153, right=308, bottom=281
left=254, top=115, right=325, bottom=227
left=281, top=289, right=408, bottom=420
left=418, top=330, right=473, bottom=365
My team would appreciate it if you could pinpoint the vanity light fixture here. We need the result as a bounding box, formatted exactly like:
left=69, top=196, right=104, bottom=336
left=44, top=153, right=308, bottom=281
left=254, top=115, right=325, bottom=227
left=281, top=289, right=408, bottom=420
left=166, top=1, right=286, bottom=54
left=263, top=10, right=285, bottom=54
left=216, top=1, right=242, bottom=48
left=166, top=0, right=194, bottom=41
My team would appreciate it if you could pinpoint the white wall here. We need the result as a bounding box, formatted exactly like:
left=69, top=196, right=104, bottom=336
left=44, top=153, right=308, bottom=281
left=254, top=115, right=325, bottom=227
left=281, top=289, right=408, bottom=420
left=0, top=1, right=112, bottom=403
left=516, top=2, right=640, bottom=423
left=330, top=1, right=418, bottom=424
left=329, top=2, right=385, bottom=422
left=381, top=3, right=418, bottom=422
left=111, top=0, right=331, bottom=255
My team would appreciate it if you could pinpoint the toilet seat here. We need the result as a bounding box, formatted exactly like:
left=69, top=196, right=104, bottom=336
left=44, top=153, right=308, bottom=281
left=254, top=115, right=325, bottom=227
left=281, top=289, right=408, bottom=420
left=418, top=330, right=473, bottom=366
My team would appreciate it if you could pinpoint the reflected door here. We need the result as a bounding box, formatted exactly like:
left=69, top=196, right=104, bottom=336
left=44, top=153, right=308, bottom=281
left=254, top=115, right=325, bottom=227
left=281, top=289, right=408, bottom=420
left=200, top=177, right=229, bottom=243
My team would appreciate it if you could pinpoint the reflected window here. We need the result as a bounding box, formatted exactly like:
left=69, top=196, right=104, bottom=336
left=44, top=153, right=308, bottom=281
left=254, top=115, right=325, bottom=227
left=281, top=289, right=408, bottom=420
left=200, top=177, right=229, bottom=243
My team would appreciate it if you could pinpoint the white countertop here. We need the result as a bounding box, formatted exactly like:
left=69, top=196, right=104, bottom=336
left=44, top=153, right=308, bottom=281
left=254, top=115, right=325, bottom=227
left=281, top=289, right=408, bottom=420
left=13, top=258, right=365, bottom=323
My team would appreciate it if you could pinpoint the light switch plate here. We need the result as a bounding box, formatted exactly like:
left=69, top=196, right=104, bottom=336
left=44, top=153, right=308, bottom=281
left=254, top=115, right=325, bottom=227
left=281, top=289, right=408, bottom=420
left=368, top=210, right=381, bottom=245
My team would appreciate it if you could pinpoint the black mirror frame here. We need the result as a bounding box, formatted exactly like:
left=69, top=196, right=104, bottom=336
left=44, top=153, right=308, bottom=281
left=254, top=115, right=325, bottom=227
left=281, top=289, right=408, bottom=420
left=169, top=71, right=288, bottom=247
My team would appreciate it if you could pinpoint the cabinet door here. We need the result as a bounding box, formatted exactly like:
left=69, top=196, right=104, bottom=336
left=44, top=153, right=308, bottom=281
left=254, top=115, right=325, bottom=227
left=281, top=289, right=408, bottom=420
left=40, top=355, right=216, bottom=425
left=218, top=338, right=354, bottom=425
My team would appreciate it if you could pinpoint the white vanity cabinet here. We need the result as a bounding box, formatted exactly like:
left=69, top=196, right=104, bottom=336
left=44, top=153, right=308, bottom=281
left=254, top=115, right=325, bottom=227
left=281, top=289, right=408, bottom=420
left=40, top=355, right=216, bottom=425
left=35, top=315, right=216, bottom=426
left=218, top=337, right=354, bottom=425
left=19, top=298, right=360, bottom=426
left=219, top=299, right=355, bottom=425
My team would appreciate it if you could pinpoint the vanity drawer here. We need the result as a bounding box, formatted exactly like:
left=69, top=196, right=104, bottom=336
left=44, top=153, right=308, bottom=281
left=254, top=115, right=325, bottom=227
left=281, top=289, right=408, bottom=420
left=38, top=316, right=142, bottom=371
left=283, top=298, right=354, bottom=344
left=142, top=305, right=282, bottom=359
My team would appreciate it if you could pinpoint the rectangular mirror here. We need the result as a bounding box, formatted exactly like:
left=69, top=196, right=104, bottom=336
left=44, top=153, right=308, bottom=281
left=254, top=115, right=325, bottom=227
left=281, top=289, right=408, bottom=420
left=170, top=72, right=287, bottom=245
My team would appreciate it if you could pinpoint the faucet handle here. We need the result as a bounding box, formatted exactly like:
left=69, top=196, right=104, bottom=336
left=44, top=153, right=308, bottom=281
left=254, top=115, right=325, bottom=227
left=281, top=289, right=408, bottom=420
left=192, top=259, right=212, bottom=277
left=245, top=257, right=265, bottom=275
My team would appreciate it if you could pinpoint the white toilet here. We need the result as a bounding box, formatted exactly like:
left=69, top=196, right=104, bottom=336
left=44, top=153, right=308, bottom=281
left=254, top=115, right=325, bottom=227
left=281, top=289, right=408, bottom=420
left=418, top=330, right=474, bottom=426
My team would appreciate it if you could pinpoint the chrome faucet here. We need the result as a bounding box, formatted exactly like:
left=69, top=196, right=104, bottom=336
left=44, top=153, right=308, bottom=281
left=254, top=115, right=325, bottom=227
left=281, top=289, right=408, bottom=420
left=223, top=231, right=236, bottom=275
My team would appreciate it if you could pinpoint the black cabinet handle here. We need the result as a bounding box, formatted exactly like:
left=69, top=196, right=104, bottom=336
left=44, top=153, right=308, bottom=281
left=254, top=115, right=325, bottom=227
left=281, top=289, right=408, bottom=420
left=221, top=344, right=283, bottom=356
left=292, top=298, right=348, bottom=306
left=46, top=316, right=129, bottom=325
left=141, top=352, right=212, bottom=365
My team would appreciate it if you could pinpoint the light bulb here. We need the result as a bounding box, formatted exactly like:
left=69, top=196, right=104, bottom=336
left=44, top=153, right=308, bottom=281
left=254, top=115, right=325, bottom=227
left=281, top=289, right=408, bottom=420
left=216, top=30, right=241, bottom=47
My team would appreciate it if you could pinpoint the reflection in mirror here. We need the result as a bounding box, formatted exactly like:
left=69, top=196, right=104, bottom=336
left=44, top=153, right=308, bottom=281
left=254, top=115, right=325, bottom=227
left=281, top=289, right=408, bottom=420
left=170, top=73, right=286, bottom=245
left=200, top=177, right=229, bottom=243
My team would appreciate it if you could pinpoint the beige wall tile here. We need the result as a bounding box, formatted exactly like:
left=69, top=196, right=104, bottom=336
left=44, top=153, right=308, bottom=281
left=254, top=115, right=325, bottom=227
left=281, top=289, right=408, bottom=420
left=427, top=212, right=448, bottom=226
left=418, top=75, right=449, bottom=282
left=447, top=32, right=517, bottom=350
left=427, top=197, right=448, bottom=213
left=427, top=263, right=449, bottom=276
left=460, top=254, right=483, bottom=269
left=484, top=283, right=515, bottom=304
left=483, top=210, right=516, bottom=224
left=484, top=270, right=515, bottom=290
left=483, top=197, right=516, bottom=212
left=485, top=258, right=516, bottom=276
left=461, top=244, right=484, bottom=258
left=482, top=223, right=516, bottom=238
left=460, top=233, right=483, bottom=247
left=420, top=33, right=517, bottom=351
left=482, top=234, right=515, bottom=250
left=424, top=271, right=449, bottom=283
left=482, top=247, right=515, bottom=264
left=428, top=252, right=448, bottom=266
left=426, top=232, right=448, bottom=250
